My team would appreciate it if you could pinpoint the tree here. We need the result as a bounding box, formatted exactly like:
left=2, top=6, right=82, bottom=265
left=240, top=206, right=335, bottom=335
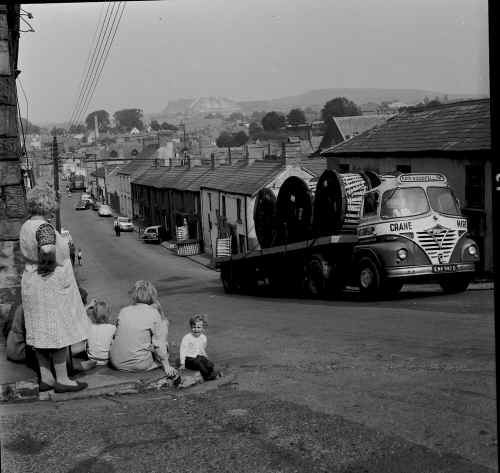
left=249, top=122, right=263, bottom=137
left=69, top=124, right=86, bottom=134
left=85, top=110, right=110, bottom=132
left=216, top=131, right=234, bottom=148
left=250, top=111, right=266, bottom=123
left=113, top=108, right=144, bottom=132
left=150, top=120, right=161, bottom=131
left=233, top=130, right=249, bottom=146
left=321, top=97, right=362, bottom=121
left=287, top=108, right=306, bottom=126
left=50, top=126, right=66, bottom=136
left=160, top=121, right=178, bottom=131
left=228, top=112, right=245, bottom=122
left=20, top=118, right=40, bottom=134
left=261, top=111, right=286, bottom=131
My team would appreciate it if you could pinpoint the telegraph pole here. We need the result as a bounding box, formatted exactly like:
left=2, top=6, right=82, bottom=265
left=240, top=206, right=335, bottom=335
left=52, top=135, right=61, bottom=231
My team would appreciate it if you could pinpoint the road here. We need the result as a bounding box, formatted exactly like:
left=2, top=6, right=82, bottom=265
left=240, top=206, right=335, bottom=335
left=0, top=193, right=496, bottom=472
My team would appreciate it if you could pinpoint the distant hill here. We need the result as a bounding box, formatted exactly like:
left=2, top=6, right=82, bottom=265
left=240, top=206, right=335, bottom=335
left=150, top=88, right=486, bottom=121
left=236, top=88, right=486, bottom=113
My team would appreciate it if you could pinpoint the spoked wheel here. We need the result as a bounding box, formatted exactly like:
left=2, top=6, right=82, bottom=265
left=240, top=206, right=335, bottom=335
left=358, top=257, right=382, bottom=299
left=304, top=256, right=330, bottom=297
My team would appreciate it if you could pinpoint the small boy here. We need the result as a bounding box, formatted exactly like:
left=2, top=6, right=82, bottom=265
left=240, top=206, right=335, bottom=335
left=179, top=314, right=220, bottom=381
left=86, top=301, right=116, bottom=366
left=77, top=248, right=83, bottom=265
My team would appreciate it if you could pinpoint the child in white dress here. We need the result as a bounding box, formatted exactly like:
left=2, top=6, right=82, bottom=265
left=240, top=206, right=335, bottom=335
left=87, top=301, right=116, bottom=365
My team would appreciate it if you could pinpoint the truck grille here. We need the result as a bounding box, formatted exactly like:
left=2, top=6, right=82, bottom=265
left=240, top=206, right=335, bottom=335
left=415, top=228, right=458, bottom=263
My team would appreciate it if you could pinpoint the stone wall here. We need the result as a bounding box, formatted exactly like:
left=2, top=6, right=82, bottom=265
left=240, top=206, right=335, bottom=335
left=0, top=4, right=25, bottom=323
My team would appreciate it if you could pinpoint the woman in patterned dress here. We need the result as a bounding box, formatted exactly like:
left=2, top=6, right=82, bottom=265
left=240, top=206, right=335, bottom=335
left=20, top=186, right=90, bottom=393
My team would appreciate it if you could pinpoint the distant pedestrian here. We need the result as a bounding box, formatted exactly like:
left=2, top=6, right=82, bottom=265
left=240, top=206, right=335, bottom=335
left=114, top=219, right=121, bottom=237
left=69, top=241, right=76, bottom=266
left=77, top=248, right=83, bottom=266
left=179, top=314, right=221, bottom=381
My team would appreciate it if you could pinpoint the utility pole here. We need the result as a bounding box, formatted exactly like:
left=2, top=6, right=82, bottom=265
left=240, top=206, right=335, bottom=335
left=52, top=136, right=61, bottom=231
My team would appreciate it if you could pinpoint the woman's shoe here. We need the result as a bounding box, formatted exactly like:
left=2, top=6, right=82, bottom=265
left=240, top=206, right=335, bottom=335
left=54, top=381, right=88, bottom=393
left=38, top=382, right=55, bottom=392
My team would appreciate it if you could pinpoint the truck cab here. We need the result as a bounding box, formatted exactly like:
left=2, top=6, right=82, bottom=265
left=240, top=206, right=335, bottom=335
left=355, top=173, right=479, bottom=296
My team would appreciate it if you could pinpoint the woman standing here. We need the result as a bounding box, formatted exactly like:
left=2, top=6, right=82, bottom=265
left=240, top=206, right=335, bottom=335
left=110, top=280, right=177, bottom=378
left=20, top=186, right=90, bottom=393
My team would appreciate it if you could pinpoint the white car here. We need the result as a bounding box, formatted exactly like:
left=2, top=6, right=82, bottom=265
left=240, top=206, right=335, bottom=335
left=117, top=217, right=134, bottom=231
left=98, top=204, right=113, bottom=217
left=81, top=193, right=92, bottom=203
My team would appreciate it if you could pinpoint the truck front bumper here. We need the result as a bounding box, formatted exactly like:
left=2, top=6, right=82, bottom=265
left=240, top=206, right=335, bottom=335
left=385, top=263, right=475, bottom=278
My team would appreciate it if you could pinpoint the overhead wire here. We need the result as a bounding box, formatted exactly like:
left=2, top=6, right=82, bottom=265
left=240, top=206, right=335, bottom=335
left=75, top=2, right=127, bottom=129
left=67, top=2, right=107, bottom=129
left=68, top=2, right=115, bottom=129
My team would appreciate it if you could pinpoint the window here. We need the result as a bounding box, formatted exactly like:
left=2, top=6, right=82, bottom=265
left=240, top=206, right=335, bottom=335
left=208, top=193, right=212, bottom=211
left=363, top=191, right=379, bottom=218
left=339, top=163, right=350, bottom=172
left=237, top=198, right=242, bottom=222
left=396, top=164, right=412, bottom=173
left=427, top=187, right=461, bottom=216
left=222, top=195, right=226, bottom=217
left=465, top=165, right=484, bottom=208
left=381, top=187, right=429, bottom=218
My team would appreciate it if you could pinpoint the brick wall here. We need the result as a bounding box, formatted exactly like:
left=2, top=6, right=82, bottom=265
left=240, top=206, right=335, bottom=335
left=0, top=4, right=25, bottom=322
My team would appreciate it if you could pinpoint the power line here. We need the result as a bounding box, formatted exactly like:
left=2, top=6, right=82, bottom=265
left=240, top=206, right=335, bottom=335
left=67, top=2, right=106, bottom=128
left=68, top=2, right=115, bottom=128
left=75, top=2, right=126, bottom=128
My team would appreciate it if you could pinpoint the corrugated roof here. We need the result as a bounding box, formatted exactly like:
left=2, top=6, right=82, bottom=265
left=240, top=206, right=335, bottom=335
left=321, top=99, right=491, bottom=155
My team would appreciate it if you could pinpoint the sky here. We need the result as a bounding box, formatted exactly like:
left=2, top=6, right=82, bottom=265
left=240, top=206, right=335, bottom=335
left=18, top=0, right=490, bottom=125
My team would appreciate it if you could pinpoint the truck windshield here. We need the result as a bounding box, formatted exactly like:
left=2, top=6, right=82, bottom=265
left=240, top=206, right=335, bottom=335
left=381, top=187, right=429, bottom=218
left=427, top=187, right=461, bottom=216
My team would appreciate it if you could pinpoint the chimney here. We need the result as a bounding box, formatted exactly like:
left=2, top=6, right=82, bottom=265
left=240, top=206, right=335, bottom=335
left=282, top=141, right=301, bottom=167
left=187, top=154, right=191, bottom=169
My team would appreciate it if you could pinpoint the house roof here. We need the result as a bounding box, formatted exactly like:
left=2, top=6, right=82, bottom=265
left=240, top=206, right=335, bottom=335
left=321, top=99, right=491, bottom=156
left=117, top=146, right=158, bottom=176
left=200, top=160, right=284, bottom=196
left=90, top=167, right=106, bottom=178
left=298, top=157, right=327, bottom=177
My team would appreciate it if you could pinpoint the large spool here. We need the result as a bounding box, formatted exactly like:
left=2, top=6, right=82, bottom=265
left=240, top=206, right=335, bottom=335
left=276, top=176, right=314, bottom=244
left=253, top=188, right=278, bottom=248
left=313, top=170, right=371, bottom=236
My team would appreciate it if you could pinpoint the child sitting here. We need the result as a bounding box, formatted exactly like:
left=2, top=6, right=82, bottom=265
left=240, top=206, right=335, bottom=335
left=87, top=301, right=116, bottom=366
left=179, top=314, right=220, bottom=381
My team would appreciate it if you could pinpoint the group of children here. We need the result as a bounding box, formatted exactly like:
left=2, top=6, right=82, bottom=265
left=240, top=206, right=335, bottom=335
left=84, top=302, right=220, bottom=381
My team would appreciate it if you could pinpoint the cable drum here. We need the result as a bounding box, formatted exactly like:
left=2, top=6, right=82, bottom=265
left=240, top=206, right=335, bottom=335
left=275, top=176, right=314, bottom=244
left=313, top=170, right=370, bottom=236
left=253, top=188, right=278, bottom=248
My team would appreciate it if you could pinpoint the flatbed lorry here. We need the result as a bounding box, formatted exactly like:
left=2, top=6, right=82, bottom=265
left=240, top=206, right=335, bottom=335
left=215, top=172, right=480, bottom=299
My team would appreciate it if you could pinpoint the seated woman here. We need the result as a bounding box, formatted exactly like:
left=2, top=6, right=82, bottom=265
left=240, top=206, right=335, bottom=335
left=109, top=281, right=177, bottom=378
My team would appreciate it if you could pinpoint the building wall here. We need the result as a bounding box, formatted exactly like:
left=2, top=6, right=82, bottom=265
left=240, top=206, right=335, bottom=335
left=327, top=155, right=493, bottom=273
left=0, top=5, right=25, bottom=321
left=200, top=165, right=317, bottom=257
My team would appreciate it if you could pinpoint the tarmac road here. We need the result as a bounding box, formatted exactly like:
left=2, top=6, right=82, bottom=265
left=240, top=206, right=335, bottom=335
left=0, top=194, right=496, bottom=472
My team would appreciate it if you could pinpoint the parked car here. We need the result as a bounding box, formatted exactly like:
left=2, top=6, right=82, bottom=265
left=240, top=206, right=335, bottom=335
left=91, top=201, right=101, bottom=211
left=75, top=200, right=87, bottom=210
left=142, top=225, right=168, bottom=243
left=98, top=204, right=113, bottom=217
left=81, top=193, right=92, bottom=203
left=117, top=217, right=134, bottom=231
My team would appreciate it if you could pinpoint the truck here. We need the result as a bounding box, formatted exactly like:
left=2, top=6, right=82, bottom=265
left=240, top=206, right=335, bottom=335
left=69, top=173, right=86, bottom=191
left=215, top=172, right=480, bottom=299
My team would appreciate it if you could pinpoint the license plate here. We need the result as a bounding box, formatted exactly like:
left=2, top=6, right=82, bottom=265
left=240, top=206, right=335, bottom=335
left=432, top=264, right=457, bottom=273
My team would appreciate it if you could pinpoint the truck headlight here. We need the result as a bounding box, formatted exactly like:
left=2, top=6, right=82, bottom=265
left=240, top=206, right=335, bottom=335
left=397, top=249, right=408, bottom=260
left=467, top=245, right=477, bottom=256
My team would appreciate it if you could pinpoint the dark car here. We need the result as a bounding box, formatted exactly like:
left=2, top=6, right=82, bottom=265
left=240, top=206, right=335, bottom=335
left=142, top=225, right=168, bottom=244
left=75, top=200, right=87, bottom=210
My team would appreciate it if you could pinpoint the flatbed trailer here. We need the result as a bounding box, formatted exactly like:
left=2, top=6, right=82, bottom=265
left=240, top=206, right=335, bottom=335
left=216, top=234, right=359, bottom=296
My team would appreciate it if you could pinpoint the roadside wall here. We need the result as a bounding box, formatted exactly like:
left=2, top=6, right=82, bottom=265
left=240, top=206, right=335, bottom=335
left=0, top=4, right=26, bottom=322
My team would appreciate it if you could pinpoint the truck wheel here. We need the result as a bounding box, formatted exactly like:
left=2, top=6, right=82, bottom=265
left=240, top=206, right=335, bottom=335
left=439, top=275, right=472, bottom=294
left=358, top=257, right=382, bottom=298
left=220, top=266, right=236, bottom=293
left=305, top=256, right=329, bottom=297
